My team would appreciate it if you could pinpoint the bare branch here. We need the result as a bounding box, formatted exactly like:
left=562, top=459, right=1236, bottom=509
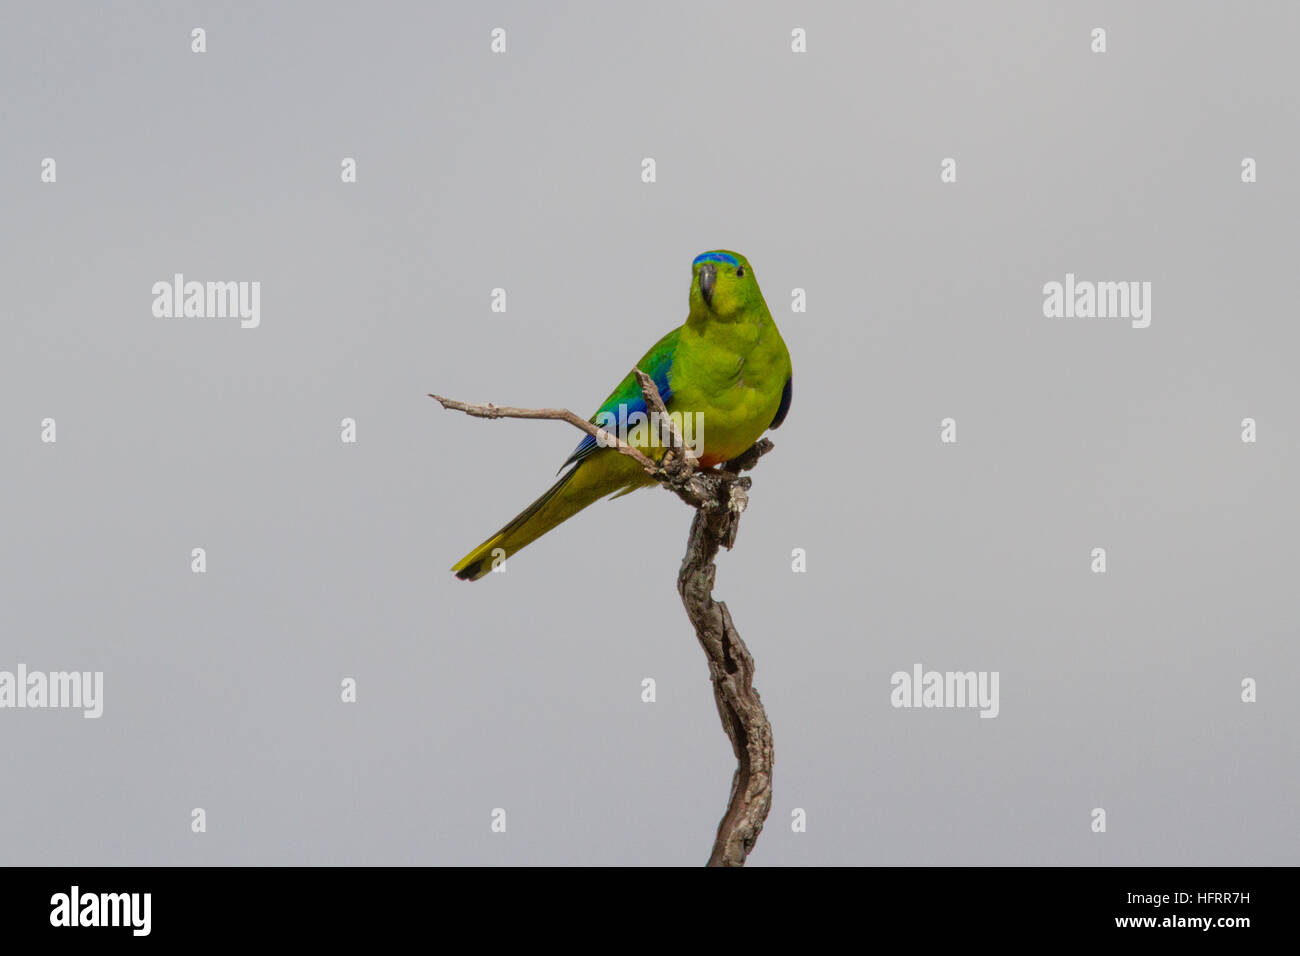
left=673, top=454, right=774, bottom=866
left=427, top=393, right=658, bottom=473
left=430, top=383, right=776, bottom=866
left=632, top=368, right=695, bottom=471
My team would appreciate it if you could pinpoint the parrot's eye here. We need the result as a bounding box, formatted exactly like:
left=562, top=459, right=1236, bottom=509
left=736, top=267, right=745, bottom=277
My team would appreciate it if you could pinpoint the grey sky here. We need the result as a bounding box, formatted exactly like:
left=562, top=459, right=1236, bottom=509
left=1, top=1, right=1296, bottom=865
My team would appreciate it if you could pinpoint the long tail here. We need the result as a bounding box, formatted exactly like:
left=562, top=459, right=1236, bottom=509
left=451, top=453, right=651, bottom=581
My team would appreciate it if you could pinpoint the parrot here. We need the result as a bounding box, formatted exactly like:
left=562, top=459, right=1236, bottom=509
left=451, top=250, right=792, bottom=581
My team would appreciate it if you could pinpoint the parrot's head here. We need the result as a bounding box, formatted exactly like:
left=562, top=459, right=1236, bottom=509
left=689, top=250, right=762, bottom=321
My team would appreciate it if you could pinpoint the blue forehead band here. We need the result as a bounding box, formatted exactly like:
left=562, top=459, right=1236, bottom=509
left=693, top=252, right=739, bottom=267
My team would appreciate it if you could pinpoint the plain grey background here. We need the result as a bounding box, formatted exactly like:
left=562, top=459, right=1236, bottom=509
left=2, top=1, right=1296, bottom=866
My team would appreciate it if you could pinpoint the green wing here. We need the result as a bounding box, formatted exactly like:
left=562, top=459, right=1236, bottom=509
left=560, top=327, right=680, bottom=470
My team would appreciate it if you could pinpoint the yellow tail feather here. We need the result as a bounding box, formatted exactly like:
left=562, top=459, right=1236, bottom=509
left=451, top=453, right=653, bottom=581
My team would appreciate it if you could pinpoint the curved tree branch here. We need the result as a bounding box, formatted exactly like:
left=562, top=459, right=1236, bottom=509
left=427, top=393, right=659, bottom=473
left=674, top=440, right=774, bottom=867
left=429, top=377, right=775, bottom=866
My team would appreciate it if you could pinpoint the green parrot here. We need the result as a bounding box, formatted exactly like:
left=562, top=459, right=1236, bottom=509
left=452, top=250, right=792, bottom=581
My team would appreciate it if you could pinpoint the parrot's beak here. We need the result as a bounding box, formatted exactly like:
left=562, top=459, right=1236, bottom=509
left=698, top=263, right=716, bottom=308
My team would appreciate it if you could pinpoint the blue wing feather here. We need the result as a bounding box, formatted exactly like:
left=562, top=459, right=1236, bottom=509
left=560, top=339, right=676, bottom=471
